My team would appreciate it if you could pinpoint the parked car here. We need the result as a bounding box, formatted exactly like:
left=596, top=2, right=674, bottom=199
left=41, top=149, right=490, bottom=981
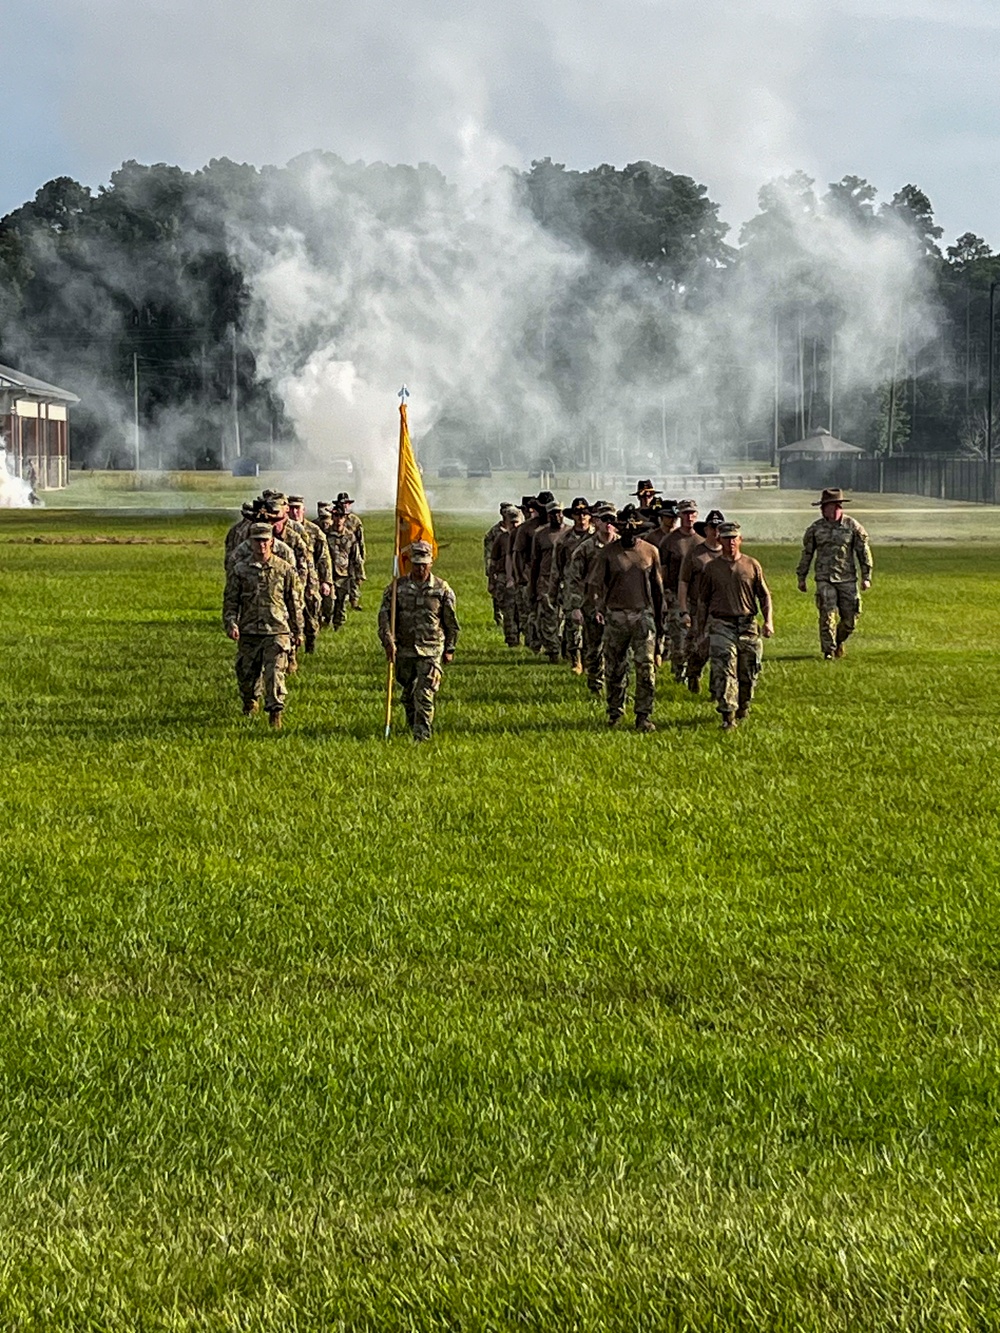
left=438, top=458, right=464, bottom=478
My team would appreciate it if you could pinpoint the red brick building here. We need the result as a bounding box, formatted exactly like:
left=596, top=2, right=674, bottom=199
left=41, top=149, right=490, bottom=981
left=0, top=363, right=80, bottom=490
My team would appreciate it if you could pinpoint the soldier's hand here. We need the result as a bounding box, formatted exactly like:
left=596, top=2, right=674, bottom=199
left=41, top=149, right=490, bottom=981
left=797, top=579, right=807, bottom=593
left=571, top=609, right=583, bottom=625
left=762, top=621, right=775, bottom=638
left=861, top=579, right=871, bottom=591
left=227, top=625, right=240, bottom=641
left=384, top=642, right=396, bottom=664
left=294, top=635, right=303, bottom=647
left=320, top=582, right=332, bottom=596
left=596, top=612, right=605, bottom=626
left=443, top=651, right=454, bottom=665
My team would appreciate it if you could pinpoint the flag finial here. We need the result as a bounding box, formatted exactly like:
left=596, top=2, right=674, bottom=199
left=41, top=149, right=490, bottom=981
left=398, top=384, right=409, bottom=402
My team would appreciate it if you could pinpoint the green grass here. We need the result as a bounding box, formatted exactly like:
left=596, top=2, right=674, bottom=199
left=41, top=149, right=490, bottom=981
left=0, top=506, right=999, bottom=1328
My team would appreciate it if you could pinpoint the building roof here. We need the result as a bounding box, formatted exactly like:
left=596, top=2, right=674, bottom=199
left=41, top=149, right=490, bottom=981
left=0, top=362, right=80, bottom=405
left=778, top=427, right=863, bottom=455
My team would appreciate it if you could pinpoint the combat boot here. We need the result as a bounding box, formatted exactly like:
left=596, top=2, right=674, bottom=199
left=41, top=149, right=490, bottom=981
left=571, top=653, right=583, bottom=675
left=735, top=705, right=750, bottom=721
left=607, top=713, right=623, bottom=729
left=242, top=700, right=259, bottom=717
left=834, top=642, right=846, bottom=658
left=635, top=715, right=656, bottom=734
left=720, top=712, right=737, bottom=731
left=268, top=710, right=283, bottom=731
left=687, top=675, right=700, bottom=694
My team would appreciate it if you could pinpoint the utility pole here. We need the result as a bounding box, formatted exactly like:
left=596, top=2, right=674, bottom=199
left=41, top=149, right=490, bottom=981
left=988, top=280, right=996, bottom=464
left=133, top=352, right=140, bottom=472
left=231, top=324, right=242, bottom=463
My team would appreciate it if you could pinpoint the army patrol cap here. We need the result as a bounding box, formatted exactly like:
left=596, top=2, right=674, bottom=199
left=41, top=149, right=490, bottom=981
left=694, top=508, right=725, bottom=536
left=408, top=540, right=434, bottom=564
left=317, top=501, right=332, bottom=515
left=677, top=499, right=698, bottom=513
left=813, top=487, right=850, bottom=506
left=249, top=522, right=272, bottom=539
left=591, top=503, right=617, bottom=522
left=502, top=505, right=522, bottom=521
left=544, top=500, right=562, bottom=513
left=287, top=494, right=305, bottom=505
left=718, top=521, right=742, bottom=537
left=262, top=499, right=284, bottom=519
left=240, top=501, right=255, bottom=518
left=657, top=502, right=680, bottom=519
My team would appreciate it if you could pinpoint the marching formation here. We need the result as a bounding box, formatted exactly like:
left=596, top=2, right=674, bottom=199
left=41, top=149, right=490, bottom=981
left=220, top=478, right=872, bottom=739
left=221, top=490, right=366, bottom=729
left=486, top=483, right=872, bottom=733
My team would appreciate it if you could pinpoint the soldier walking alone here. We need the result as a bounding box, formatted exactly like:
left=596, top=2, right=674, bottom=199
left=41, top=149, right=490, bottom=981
left=796, top=487, right=873, bottom=660
left=379, top=541, right=459, bottom=742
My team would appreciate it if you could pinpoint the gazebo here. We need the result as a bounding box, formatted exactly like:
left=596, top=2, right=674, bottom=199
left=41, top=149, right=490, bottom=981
left=777, top=427, right=865, bottom=462
left=0, top=363, right=80, bottom=490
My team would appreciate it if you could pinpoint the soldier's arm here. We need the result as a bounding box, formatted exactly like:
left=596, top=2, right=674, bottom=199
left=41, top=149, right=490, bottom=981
left=677, top=552, right=695, bottom=616
left=284, top=568, right=305, bottom=641
left=314, top=534, right=333, bottom=585
left=796, top=526, right=816, bottom=586
left=756, top=565, right=774, bottom=635
left=854, top=522, right=873, bottom=585
left=441, top=586, right=459, bottom=657
left=377, top=584, right=395, bottom=654
left=564, top=546, right=586, bottom=611
left=649, top=553, right=665, bottom=634
left=355, top=520, right=366, bottom=563
left=223, top=567, right=241, bottom=635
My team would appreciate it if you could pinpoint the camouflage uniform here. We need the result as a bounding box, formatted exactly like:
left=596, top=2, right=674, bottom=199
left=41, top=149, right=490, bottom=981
left=326, top=527, right=361, bottom=628
left=484, top=517, right=505, bottom=626
left=224, top=514, right=254, bottom=562
left=227, top=535, right=297, bottom=570
left=489, top=524, right=522, bottom=646
left=701, top=548, right=772, bottom=721
left=223, top=552, right=304, bottom=718
left=678, top=540, right=722, bottom=689
left=661, top=521, right=701, bottom=681
left=550, top=523, right=593, bottom=666
left=565, top=530, right=608, bottom=694
left=344, top=512, right=366, bottom=608
left=378, top=570, right=459, bottom=740
left=513, top=514, right=545, bottom=651
left=530, top=519, right=568, bottom=661
left=796, top=515, right=873, bottom=657
left=295, top=516, right=333, bottom=650
left=586, top=537, right=664, bottom=727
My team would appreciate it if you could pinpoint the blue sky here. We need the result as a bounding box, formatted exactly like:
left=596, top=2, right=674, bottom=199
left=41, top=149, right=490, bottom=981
left=3, top=0, right=999, bottom=247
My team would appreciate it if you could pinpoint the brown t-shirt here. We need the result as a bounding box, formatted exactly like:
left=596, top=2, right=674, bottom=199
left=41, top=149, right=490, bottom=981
left=512, top=515, right=544, bottom=585
left=530, top=522, right=569, bottom=596
left=490, top=527, right=519, bottom=585
left=702, top=554, right=770, bottom=618
left=587, top=538, right=664, bottom=619
left=679, top=541, right=723, bottom=607
left=662, top=527, right=701, bottom=593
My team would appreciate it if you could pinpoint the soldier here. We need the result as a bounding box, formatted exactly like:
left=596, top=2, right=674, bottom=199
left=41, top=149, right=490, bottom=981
left=222, top=521, right=304, bottom=731
left=661, top=499, right=701, bottom=683
left=378, top=540, right=459, bottom=742
left=315, top=502, right=335, bottom=625
left=796, top=487, right=873, bottom=660
left=336, top=492, right=366, bottom=609
left=586, top=505, right=663, bottom=733
left=224, top=500, right=256, bottom=561
left=530, top=500, right=568, bottom=663
left=483, top=503, right=510, bottom=628
left=642, top=500, right=679, bottom=665
left=565, top=502, right=617, bottom=695
left=288, top=494, right=333, bottom=653
left=512, top=493, right=550, bottom=652
left=326, top=504, right=361, bottom=629
left=551, top=497, right=594, bottom=674
left=677, top=508, right=725, bottom=694
left=632, top=479, right=660, bottom=510
left=489, top=506, right=524, bottom=647
left=700, top=521, right=773, bottom=730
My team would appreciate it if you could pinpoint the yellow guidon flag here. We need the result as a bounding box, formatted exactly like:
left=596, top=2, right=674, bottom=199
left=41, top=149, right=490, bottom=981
left=394, top=394, right=436, bottom=575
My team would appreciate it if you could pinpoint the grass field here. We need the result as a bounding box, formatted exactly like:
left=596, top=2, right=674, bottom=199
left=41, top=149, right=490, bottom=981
left=1, top=502, right=1000, bottom=1329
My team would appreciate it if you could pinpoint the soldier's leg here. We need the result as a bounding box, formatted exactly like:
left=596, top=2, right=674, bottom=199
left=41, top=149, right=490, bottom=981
left=667, top=607, right=688, bottom=682
left=320, top=590, right=333, bottom=626
left=235, top=636, right=266, bottom=711
left=603, top=616, right=630, bottom=723
left=499, top=587, right=520, bottom=646
left=411, top=656, right=442, bottom=740
left=349, top=558, right=366, bottom=609
left=491, top=588, right=504, bottom=627
left=516, top=586, right=534, bottom=649
left=632, top=611, right=658, bottom=722
left=835, top=581, right=859, bottom=648
left=685, top=610, right=710, bottom=691
left=564, top=610, right=583, bottom=672
left=395, top=656, right=417, bottom=731
left=303, top=593, right=320, bottom=652
left=815, top=581, right=838, bottom=657
left=332, top=578, right=349, bottom=629
left=583, top=612, right=605, bottom=694
left=735, top=628, right=763, bottom=718
left=526, top=595, right=542, bottom=652
left=708, top=618, right=739, bottom=716
left=261, top=636, right=290, bottom=716
left=537, top=594, right=561, bottom=662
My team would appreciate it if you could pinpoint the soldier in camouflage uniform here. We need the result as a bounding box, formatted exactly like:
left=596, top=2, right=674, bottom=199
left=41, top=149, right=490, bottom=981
left=550, top=497, right=593, bottom=673
left=222, top=522, right=304, bottom=730
left=326, top=505, right=361, bottom=629
left=378, top=540, right=459, bottom=742
left=530, top=500, right=568, bottom=663
left=585, top=505, right=663, bottom=732
left=701, top=522, right=773, bottom=730
left=796, top=487, right=873, bottom=659
left=642, top=501, right=678, bottom=665
left=288, top=495, right=333, bottom=652
left=224, top=500, right=257, bottom=562
left=337, top=493, right=366, bottom=610
left=488, top=506, right=523, bottom=646
left=565, top=502, right=617, bottom=695
left=677, top=508, right=725, bottom=694
left=661, top=499, right=701, bottom=682
left=316, top=502, right=335, bottom=624
left=512, top=494, right=547, bottom=652
left=483, top=503, right=509, bottom=628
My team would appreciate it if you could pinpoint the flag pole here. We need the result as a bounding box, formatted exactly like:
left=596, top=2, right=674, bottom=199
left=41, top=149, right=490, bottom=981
left=384, top=385, right=409, bottom=738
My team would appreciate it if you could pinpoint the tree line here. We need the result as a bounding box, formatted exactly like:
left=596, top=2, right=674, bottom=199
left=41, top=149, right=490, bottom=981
left=0, top=152, right=996, bottom=469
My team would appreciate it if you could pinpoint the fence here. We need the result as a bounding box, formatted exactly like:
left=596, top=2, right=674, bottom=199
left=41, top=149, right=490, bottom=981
left=535, top=470, right=779, bottom=496
left=780, top=456, right=1000, bottom=504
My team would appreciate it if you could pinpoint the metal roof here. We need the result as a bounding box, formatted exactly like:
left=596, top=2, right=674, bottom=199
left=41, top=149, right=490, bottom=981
left=778, top=428, right=863, bottom=455
left=0, top=362, right=80, bottom=404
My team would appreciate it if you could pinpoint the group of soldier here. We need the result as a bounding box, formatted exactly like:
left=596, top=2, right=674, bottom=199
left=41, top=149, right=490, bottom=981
left=485, top=481, right=872, bottom=732
left=221, top=489, right=366, bottom=729
left=219, top=473, right=872, bottom=740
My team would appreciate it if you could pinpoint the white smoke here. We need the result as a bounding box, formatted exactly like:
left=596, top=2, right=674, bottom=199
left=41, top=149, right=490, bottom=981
left=0, top=448, right=40, bottom=507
